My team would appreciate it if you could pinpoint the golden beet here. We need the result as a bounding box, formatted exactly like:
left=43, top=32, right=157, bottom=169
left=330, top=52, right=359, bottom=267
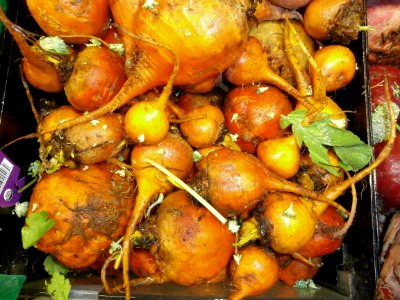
left=27, top=163, right=135, bottom=269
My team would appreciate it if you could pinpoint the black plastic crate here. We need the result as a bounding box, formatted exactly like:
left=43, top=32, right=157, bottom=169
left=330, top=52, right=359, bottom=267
left=0, top=1, right=379, bottom=299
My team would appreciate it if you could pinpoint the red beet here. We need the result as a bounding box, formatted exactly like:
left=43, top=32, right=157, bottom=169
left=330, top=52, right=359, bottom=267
left=374, top=135, right=400, bottom=211
left=369, top=65, right=400, bottom=115
left=369, top=64, right=400, bottom=211
left=367, top=0, right=400, bottom=65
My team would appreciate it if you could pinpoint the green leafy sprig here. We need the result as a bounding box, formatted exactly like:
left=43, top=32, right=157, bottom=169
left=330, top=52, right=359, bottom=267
left=45, top=272, right=71, bottom=300
left=281, top=110, right=373, bottom=176
left=43, top=255, right=71, bottom=300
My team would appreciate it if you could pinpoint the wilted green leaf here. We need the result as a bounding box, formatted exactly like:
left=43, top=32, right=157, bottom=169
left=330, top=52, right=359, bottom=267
left=294, top=279, right=320, bottom=289
left=109, top=43, right=125, bottom=56
left=371, top=102, right=400, bottom=145
left=85, top=38, right=102, bottom=47
left=38, top=36, right=69, bottom=55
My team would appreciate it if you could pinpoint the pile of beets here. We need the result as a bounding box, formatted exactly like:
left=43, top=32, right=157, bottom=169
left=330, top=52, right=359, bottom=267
left=367, top=0, right=400, bottom=212
left=367, top=1, right=400, bottom=299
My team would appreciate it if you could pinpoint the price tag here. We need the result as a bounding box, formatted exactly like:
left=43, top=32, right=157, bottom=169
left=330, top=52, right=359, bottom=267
left=0, top=151, right=26, bottom=207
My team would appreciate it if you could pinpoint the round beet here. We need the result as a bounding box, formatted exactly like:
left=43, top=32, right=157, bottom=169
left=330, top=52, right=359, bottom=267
left=369, top=64, right=400, bottom=211
left=155, top=190, right=235, bottom=285
left=27, top=163, right=135, bottom=269
left=228, top=246, right=280, bottom=299
left=65, top=46, right=127, bottom=112
left=223, top=85, right=293, bottom=153
left=375, top=134, right=400, bottom=211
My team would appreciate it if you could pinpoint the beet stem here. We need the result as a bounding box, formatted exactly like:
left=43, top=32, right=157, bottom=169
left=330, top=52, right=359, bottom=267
left=143, top=158, right=228, bottom=224
left=325, top=71, right=397, bottom=201
left=333, top=170, right=357, bottom=238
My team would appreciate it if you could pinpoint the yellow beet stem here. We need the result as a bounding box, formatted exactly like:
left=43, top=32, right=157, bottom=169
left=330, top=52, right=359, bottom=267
left=39, top=27, right=179, bottom=137
left=109, top=270, right=169, bottom=293
left=121, top=176, right=164, bottom=299
left=283, top=18, right=313, bottom=100
left=287, top=18, right=326, bottom=101
left=291, top=252, right=319, bottom=267
left=0, top=7, right=54, bottom=68
left=226, top=37, right=307, bottom=106
left=312, top=72, right=396, bottom=218
left=155, top=52, right=179, bottom=109
left=101, top=252, right=118, bottom=293
left=333, top=170, right=357, bottom=238
left=285, top=17, right=330, bottom=127
left=143, top=158, right=228, bottom=224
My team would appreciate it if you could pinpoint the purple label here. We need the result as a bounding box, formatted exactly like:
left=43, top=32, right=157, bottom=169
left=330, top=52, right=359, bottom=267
left=0, top=151, right=26, bottom=207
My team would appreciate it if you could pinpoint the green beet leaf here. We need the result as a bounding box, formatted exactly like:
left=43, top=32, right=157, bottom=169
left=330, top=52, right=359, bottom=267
left=305, top=119, right=366, bottom=147
left=280, top=110, right=373, bottom=175
left=335, top=143, right=373, bottom=172
left=21, top=211, right=56, bottom=249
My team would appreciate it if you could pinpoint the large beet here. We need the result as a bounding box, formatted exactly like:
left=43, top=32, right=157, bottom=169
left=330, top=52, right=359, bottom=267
left=38, top=0, right=249, bottom=136
left=109, top=0, right=248, bottom=86
left=369, top=65, right=400, bottom=211
left=154, top=190, right=235, bottom=285
left=26, top=0, right=111, bottom=44
left=26, top=163, right=135, bottom=269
